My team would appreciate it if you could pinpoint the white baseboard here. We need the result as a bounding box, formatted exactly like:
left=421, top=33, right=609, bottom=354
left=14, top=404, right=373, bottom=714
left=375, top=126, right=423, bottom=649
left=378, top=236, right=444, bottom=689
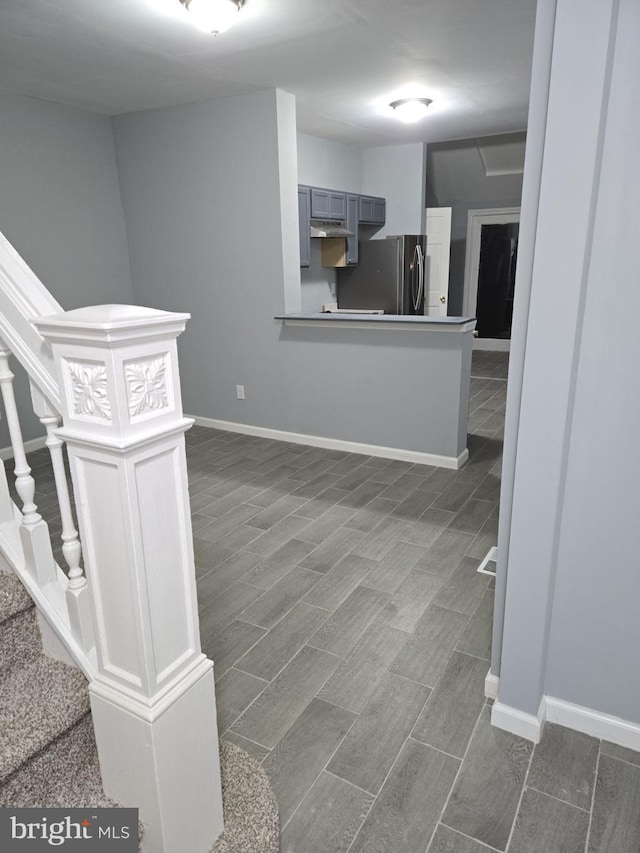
left=473, top=338, right=511, bottom=352
left=546, top=696, right=640, bottom=753
left=491, top=697, right=546, bottom=743
left=488, top=685, right=640, bottom=751
left=0, top=435, right=47, bottom=461
left=190, top=416, right=469, bottom=470
left=485, top=670, right=499, bottom=700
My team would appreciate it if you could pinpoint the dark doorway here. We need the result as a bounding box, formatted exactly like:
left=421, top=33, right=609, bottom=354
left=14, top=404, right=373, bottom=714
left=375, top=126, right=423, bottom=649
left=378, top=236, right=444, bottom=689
left=476, top=223, right=519, bottom=338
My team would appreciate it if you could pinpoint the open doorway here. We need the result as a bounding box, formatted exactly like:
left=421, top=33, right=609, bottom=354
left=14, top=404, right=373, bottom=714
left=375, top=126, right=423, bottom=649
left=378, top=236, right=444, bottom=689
left=463, top=207, right=520, bottom=348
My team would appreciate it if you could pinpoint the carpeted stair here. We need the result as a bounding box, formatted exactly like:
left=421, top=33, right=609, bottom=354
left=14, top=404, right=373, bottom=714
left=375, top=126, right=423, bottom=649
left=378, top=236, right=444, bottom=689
left=0, top=570, right=279, bottom=852
left=0, top=571, right=91, bottom=793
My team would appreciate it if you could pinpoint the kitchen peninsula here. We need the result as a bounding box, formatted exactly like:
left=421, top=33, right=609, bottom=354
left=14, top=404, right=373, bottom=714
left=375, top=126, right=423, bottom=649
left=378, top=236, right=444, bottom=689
left=274, top=313, right=476, bottom=469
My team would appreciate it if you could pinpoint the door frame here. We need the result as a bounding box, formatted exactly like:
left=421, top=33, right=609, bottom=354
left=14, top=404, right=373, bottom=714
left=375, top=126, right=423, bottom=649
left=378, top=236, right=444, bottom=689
left=463, top=207, right=521, bottom=335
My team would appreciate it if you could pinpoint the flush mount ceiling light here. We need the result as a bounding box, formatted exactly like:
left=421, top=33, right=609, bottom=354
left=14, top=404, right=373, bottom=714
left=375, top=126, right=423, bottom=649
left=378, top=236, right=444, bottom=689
left=389, top=97, right=433, bottom=124
left=178, top=0, right=245, bottom=34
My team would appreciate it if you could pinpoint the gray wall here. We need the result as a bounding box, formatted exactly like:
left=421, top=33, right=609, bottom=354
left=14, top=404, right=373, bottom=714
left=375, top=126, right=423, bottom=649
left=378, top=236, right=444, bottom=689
left=426, top=138, right=523, bottom=315
left=297, top=133, right=364, bottom=312
left=362, top=144, right=427, bottom=237
left=497, top=0, right=640, bottom=725
left=0, top=93, right=133, bottom=443
left=113, top=89, right=298, bottom=431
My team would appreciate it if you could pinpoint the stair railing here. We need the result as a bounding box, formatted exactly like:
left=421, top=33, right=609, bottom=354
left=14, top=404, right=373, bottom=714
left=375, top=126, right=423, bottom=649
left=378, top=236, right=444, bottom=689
left=0, top=232, right=224, bottom=853
left=0, top=339, right=96, bottom=666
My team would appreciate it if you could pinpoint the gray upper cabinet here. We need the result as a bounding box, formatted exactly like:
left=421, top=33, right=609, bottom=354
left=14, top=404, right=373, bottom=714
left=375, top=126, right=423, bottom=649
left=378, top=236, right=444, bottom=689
left=310, top=187, right=346, bottom=220
left=345, top=194, right=359, bottom=265
left=298, top=186, right=311, bottom=268
left=358, top=195, right=386, bottom=224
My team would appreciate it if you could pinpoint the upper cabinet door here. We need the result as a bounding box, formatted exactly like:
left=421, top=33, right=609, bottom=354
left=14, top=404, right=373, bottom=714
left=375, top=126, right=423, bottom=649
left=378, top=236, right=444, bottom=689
left=346, top=194, right=359, bottom=265
left=298, top=186, right=311, bottom=268
left=310, top=188, right=346, bottom=220
left=358, top=196, right=386, bottom=224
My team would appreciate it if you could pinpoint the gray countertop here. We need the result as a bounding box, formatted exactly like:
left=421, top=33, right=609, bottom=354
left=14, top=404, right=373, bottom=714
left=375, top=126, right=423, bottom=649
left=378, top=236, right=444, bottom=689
left=275, top=313, right=476, bottom=332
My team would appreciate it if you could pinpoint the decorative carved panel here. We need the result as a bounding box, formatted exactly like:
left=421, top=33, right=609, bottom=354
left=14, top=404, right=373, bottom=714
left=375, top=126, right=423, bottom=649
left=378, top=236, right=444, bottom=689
left=67, top=361, right=112, bottom=421
left=125, top=356, right=169, bottom=419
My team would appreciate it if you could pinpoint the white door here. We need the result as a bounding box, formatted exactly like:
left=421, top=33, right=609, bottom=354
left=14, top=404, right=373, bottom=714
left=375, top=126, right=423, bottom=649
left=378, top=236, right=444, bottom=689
left=425, top=207, right=452, bottom=316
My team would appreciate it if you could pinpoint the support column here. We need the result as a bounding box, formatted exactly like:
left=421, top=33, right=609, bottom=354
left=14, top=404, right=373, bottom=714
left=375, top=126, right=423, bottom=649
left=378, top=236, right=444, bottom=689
left=34, top=305, right=224, bottom=853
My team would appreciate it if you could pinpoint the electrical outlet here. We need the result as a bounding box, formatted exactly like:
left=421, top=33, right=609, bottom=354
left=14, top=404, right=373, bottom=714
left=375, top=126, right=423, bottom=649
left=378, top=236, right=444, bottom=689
left=236, top=385, right=245, bottom=400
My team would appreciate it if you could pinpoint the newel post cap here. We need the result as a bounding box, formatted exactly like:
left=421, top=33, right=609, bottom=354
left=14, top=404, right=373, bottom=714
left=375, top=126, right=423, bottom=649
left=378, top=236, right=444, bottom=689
left=32, top=304, right=192, bottom=445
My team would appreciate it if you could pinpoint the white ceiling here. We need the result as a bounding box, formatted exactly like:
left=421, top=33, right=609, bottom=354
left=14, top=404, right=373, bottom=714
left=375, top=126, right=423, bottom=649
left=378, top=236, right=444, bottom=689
left=0, top=0, right=537, bottom=146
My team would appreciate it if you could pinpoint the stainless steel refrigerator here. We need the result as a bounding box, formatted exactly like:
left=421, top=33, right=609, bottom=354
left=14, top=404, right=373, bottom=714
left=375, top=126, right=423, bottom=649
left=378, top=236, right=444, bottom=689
left=336, top=235, right=427, bottom=315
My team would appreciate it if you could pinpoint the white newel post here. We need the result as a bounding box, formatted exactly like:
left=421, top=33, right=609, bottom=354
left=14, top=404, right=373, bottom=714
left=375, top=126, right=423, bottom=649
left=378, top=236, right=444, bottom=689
left=33, top=305, right=224, bottom=853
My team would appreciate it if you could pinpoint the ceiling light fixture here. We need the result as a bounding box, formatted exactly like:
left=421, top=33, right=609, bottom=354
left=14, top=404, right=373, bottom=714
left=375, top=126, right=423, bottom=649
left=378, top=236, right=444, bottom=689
left=389, top=97, right=433, bottom=124
left=178, top=0, right=245, bottom=34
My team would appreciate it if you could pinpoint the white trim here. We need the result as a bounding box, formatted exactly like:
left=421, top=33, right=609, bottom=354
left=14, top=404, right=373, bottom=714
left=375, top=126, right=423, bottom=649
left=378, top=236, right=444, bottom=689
left=473, top=338, right=511, bottom=352
left=489, top=691, right=640, bottom=751
left=477, top=546, right=497, bottom=576
left=546, top=696, right=640, bottom=753
left=190, top=416, right=468, bottom=470
left=0, top=435, right=47, bottom=461
left=463, top=206, right=521, bottom=319
left=491, top=696, right=546, bottom=743
left=485, top=670, right=500, bottom=700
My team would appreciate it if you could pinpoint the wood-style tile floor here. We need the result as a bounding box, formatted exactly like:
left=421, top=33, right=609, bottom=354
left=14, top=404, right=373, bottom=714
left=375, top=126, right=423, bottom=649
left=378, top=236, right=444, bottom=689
left=16, top=350, right=640, bottom=852
left=181, top=351, right=640, bottom=852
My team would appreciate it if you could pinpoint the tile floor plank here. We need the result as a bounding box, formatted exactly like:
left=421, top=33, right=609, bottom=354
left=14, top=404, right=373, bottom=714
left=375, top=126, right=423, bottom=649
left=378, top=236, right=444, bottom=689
left=411, top=652, right=488, bottom=758
left=432, top=556, right=488, bottom=615
left=382, top=571, right=444, bottom=633
left=588, top=755, right=640, bottom=853
left=527, top=722, right=599, bottom=810
left=442, top=705, right=533, bottom=851
left=455, top=590, right=494, bottom=661
left=235, top=602, right=329, bottom=681
left=201, top=618, right=266, bottom=682
left=308, top=585, right=390, bottom=657
left=509, top=788, right=589, bottom=853
left=390, top=605, right=470, bottom=687
left=428, top=824, right=501, bottom=852
left=344, top=497, right=399, bottom=533
left=262, top=698, right=356, bottom=826
left=231, top=645, right=340, bottom=748
left=360, top=541, right=426, bottom=595
left=327, top=673, right=430, bottom=794
left=280, top=771, right=373, bottom=853
left=302, top=554, right=377, bottom=612
left=214, top=667, right=268, bottom=732
left=237, top=567, right=322, bottom=629
left=242, top=539, right=316, bottom=590
left=318, top=621, right=409, bottom=713
left=600, top=741, right=640, bottom=767
left=349, top=739, right=460, bottom=853
left=299, top=526, right=365, bottom=574
left=415, top=530, right=475, bottom=578
left=350, top=517, right=413, bottom=561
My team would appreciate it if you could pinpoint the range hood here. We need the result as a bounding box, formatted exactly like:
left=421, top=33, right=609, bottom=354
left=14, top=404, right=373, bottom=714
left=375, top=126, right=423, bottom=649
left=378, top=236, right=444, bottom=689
left=309, top=219, right=354, bottom=238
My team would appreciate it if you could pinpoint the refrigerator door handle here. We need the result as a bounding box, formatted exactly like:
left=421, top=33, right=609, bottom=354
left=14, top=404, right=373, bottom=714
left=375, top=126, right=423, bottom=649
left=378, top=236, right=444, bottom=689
left=413, top=244, right=425, bottom=313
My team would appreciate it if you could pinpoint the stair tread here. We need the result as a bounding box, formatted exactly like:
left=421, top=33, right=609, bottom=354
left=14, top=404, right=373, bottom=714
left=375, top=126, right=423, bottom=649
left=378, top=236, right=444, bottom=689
left=0, top=714, right=113, bottom=808
left=0, top=609, right=42, bottom=676
left=0, top=654, right=89, bottom=781
left=0, top=572, right=33, bottom=624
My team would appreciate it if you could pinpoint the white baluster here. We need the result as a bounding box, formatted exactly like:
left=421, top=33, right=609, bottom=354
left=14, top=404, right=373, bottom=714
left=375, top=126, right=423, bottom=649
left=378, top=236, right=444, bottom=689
left=40, top=413, right=83, bottom=585
left=0, top=341, right=41, bottom=525
left=31, top=383, right=94, bottom=652
left=0, top=341, right=56, bottom=584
